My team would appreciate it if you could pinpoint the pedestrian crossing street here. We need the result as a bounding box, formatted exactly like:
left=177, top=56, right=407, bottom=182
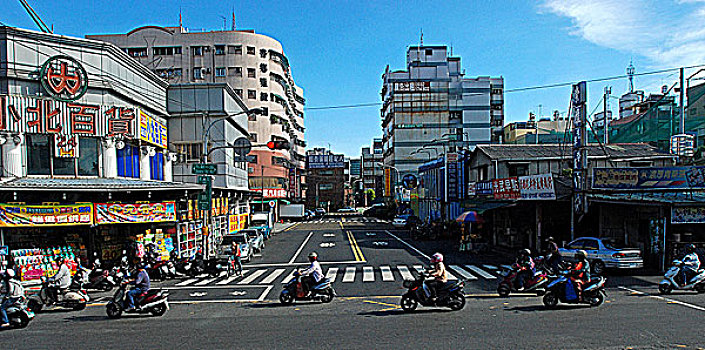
left=171, top=264, right=512, bottom=287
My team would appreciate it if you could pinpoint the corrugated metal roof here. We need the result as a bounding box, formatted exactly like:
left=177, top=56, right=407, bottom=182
left=589, top=192, right=705, bottom=204
left=0, top=178, right=203, bottom=192
left=475, top=143, right=673, bottom=160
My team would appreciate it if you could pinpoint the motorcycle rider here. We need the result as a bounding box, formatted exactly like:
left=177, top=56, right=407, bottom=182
left=545, top=237, right=563, bottom=272
left=514, top=249, right=535, bottom=291
left=299, top=252, right=323, bottom=295
left=680, top=244, right=701, bottom=287
left=426, top=253, right=448, bottom=299
left=48, top=257, right=72, bottom=303
left=568, top=250, right=591, bottom=301
left=1, top=269, right=24, bottom=328
left=123, top=263, right=150, bottom=311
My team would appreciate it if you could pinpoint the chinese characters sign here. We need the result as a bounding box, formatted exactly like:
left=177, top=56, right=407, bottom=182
left=671, top=207, right=705, bottom=224
left=229, top=213, right=248, bottom=234
left=306, top=154, right=344, bottom=169
left=95, top=202, right=176, bottom=224
left=261, top=188, right=287, bottom=198
left=139, top=109, right=167, bottom=148
left=0, top=203, right=93, bottom=227
left=0, top=95, right=137, bottom=139
left=518, top=174, right=556, bottom=200
left=39, top=55, right=88, bottom=102
left=54, top=134, right=79, bottom=158
left=492, top=177, right=521, bottom=200
left=592, top=167, right=705, bottom=190
left=470, top=174, right=555, bottom=200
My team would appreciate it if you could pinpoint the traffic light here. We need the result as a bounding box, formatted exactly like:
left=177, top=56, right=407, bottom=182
left=266, top=140, right=291, bottom=150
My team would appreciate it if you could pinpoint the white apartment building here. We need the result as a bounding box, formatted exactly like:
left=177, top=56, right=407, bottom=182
left=88, top=25, right=306, bottom=201
left=381, top=46, right=503, bottom=175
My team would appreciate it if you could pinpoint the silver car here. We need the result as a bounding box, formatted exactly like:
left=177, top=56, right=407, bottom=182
left=559, top=237, right=643, bottom=274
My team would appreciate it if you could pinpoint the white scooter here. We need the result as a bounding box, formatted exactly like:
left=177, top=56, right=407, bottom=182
left=659, top=260, right=705, bottom=294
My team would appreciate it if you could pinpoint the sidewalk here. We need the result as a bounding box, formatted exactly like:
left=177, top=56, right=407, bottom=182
left=272, top=222, right=297, bottom=233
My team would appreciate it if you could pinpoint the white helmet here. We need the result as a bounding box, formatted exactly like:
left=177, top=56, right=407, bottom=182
left=5, top=269, right=15, bottom=279
left=431, top=253, right=444, bottom=264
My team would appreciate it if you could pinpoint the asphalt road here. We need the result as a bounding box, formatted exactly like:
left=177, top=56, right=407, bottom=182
left=3, top=215, right=705, bottom=349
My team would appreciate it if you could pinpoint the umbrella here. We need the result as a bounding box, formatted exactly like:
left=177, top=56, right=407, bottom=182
left=456, top=211, right=484, bottom=223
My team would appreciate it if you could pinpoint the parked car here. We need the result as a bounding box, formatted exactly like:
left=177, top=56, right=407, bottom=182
left=304, top=210, right=315, bottom=220
left=392, top=214, right=420, bottom=229
left=337, top=207, right=356, bottom=213
left=315, top=208, right=327, bottom=216
left=251, top=225, right=271, bottom=240
left=363, top=203, right=395, bottom=219
left=559, top=237, right=643, bottom=274
left=242, top=229, right=264, bottom=253
left=217, top=234, right=253, bottom=262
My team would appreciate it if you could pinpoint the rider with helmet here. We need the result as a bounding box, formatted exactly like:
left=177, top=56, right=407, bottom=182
left=1, top=269, right=24, bottom=328
left=426, top=253, right=448, bottom=299
left=680, top=244, right=701, bottom=287
left=300, top=252, right=323, bottom=295
left=123, top=263, right=151, bottom=311
left=514, top=249, right=535, bottom=291
left=569, top=250, right=591, bottom=300
left=48, top=257, right=73, bottom=303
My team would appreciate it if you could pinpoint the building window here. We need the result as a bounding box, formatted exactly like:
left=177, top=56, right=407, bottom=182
left=153, top=46, right=181, bottom=55
left=78, top=137, right=100, bottom=176
left=150, top=152, right=164, bottom=181
left=174, top=143, right=205, bottom=163
left=214, top=45, right=225, bottom=55
left=247, top=46, right=256, bottom=55
left=192, top=46, right=204, bottom=56
left=248, top=133, right=257, bottom=142
left=491, top=88, right=503, bottom=95
left=126, top=47, right=147, bottom=57
left=231, top=67, right=242, bottom=77
left=248, top=90, right=256, bottom=100
left=425, top=49, right=433, bottom=56
left=26, top=134, right=51, bottom=175
left=247, top=68, right=256, bottom=78
left=215, top=67, right=226, bottom=77
left=260, top=107, right=269, bottom=116
left=248, top=155, right=258, bottom=164
left=193, top=68, right=203, bottom=80
left=260, top=92, right=268, bottom=101
left=228, top=45, right=242, bottom=54
left=319, top=183, right=333, bottom=191
left=117, top=144, right=140, bottom=178
left=235, top=89, right=243, bottom=98
left=508, top=164, right=529, bottom=177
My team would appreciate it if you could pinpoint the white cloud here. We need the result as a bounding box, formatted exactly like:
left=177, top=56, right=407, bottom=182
left=543, top=0, right=705, bottom=68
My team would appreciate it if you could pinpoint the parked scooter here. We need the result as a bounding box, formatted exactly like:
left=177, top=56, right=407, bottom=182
left=542, top=272, right=607, bottom=308
left=400, top=272, right=466, bottom=311
left=79, top=259, right=116, bottom=292
left=279, top=270, right=335, bottom=304
left=658, top=259, right=705, bottom=294
left=28, top=276, right=89, bottom=312
left=497, top=264, right=549, bottom=297
left=2, top=296, right=35, bottom=329
left=105, top=276, right=169, bottom=319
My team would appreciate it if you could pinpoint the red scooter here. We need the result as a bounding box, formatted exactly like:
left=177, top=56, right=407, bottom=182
left=497, top=263, right=549, bottom=297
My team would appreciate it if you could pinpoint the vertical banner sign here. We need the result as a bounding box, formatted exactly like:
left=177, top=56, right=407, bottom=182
left=447, top=153, right=459, bottom=201
left=384, top=168, right=391, bottom=196
left=571, top=81, right=588, bottom=218
left=139, top=109, right=168, bottom=148
left=53, top=134, right=79, bottom=158
left=288, top=168, right=296, bottom=199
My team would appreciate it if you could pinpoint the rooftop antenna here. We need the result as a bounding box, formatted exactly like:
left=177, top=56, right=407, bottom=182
left=179, top=7, right=183, bottom=28
left=627, top=60, right=635, bottom=93
left=219, top=15, right=226, bottom=31
left=231, top=8, right=236, bottom=30
left=420, top=28, right=424, bottom=46
left=17, top=0, right=52, bottom=33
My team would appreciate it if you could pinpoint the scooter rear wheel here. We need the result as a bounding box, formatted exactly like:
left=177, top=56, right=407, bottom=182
left=497, top=285, right=511, bottom=297
left=279, top=291, right=294, bottom=305
left=658, top=283, right=673, bottom=295
left=543, top=292, right=559, bottom=309
left=100, top=283, right=113, bottom=292
left=400, top=294, right=418, bottom=312
left=73, top=303, right=86, bottom=311
left=106, top=303, right=122, bottom=319
left=319, top=289, right=334, bottom=303
left=588, top=290, right=605, bottom=307
left=695, top=283, right=705, bottom=294
left=27, top=299, right=42, bottom=313
left=448, top=293, right=466, bottom=311
left=11, top=312, right=30, bottom=328
left=151, top=303, right=167, bottom=316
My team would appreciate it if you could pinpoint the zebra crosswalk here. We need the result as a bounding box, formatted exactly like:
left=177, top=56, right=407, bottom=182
left=312, top=218, right=389, bottom=223
left=167, top=264, right=504, bottom=287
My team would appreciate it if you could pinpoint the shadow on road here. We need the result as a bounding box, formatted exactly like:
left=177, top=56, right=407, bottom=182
left=504, top=304, right=593, bottom=312
left=245, top=302, right=325, bottom=309
left=358, top=308, right=452, bottom=317
left=63, top=315, right=111, bottom=322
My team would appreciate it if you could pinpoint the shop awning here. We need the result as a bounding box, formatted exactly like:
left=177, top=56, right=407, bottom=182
left=0, top=178, right=203, bottom=192
left=460, top=199, right=515, bottom=213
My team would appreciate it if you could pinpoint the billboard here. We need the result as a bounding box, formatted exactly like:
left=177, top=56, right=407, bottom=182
left=518, top=174, right=556, bottom=200
left=671, top=206, right=705, bottom=224
left=139, top=109, right=168, bottom=148
left=95, top=202, right=176, bottom=224
left=0, top=203, right=93, bottom=227
left=493, top=177, right=520, bottom=200
left=306, top=154, right=344, bottom=169
left=592, top=167, right=705, bottom=190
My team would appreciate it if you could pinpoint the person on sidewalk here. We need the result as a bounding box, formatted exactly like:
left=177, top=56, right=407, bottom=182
left=1, top=269, right=24, bottom=328
left=230, top=241, right=243, bottom=277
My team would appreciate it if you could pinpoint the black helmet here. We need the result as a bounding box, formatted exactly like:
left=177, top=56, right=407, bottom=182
left=686, top=244, right=696, bottom=254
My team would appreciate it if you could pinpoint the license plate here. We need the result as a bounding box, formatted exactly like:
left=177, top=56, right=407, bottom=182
left=628, top=263, right=639, bottom=268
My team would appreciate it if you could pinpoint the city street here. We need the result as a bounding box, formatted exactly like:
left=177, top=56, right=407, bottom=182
left=3, top=215, right=705, bottom=349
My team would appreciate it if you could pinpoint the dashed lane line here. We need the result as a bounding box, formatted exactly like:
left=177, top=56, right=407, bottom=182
left=618, top=286, right=705, bottom=312
left=397, top=265, right=414, bottom=281
left=194, top=277, right=220, bottom=286
left=325, top=267, right=339, bottom=282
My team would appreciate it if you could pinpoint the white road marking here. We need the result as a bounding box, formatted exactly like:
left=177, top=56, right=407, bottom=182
left=413, top=265, right=425, bottom=274
left=288, top=231, right=315, bottom=264
left=194, top=277, right=219, bottom=286
left=501, top=265, right=513, bottom=270
left=215, top=273, right=245, bottom=285
left=325, top=267, right=339, bottom=282
left=282, top=270, right=297, bottom=284
left=260, top=269, right=286, bottom=284
left=483, top=264, right=499, bottom=271
left=619, top=286, right=705, bottom=312
left=465, top=265, right=496, bottom=280
left=385, top=231, right=430, bottom=260
left=238, top=269, right=268, bottom=284
left=450, top=265, right=478, bottom=280
left=398, top=265, right=414, bottom=281
left=380, top=266, right=394, bottom=281
left=175, top=279, right=198, bottom=286
left=343, top=267, right=356, bottom=282
left=363, top=266, right=374, bottom=282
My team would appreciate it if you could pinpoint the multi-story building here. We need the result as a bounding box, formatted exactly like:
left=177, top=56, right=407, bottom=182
left=503, top=115, right=568, bottom=144
left=361, top=139, right=384, bottom=200
left=305, top=148, right=345, bottom=211
left=87, top=24, right=306, bottom=203
left=381, top=45, right=503, bottom=175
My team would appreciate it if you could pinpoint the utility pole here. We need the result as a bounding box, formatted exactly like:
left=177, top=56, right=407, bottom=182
left=679, top=67, right=685, bottom=134
left=603, top=86, right=611, bottom=144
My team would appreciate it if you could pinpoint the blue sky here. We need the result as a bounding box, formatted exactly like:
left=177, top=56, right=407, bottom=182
left=3, top=0, right=705, bottom=157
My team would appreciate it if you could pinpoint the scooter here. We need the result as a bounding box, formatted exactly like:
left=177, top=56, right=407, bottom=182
left=400, top=273, right=466, bottom=312
left=2, top=296, right=35, bottom=329
left=542, top=272, right=607, bottom=309
left=658, top=260, right=705, bottom=294
left=28, top=276, right=89, bottom=312
left=105, top=276, right=169, bottom=319
left=497, top=264, right=549, bottom=297
left=279, top=270, right=335, bottom=305
left=80, top=263, right=116, bottom=292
